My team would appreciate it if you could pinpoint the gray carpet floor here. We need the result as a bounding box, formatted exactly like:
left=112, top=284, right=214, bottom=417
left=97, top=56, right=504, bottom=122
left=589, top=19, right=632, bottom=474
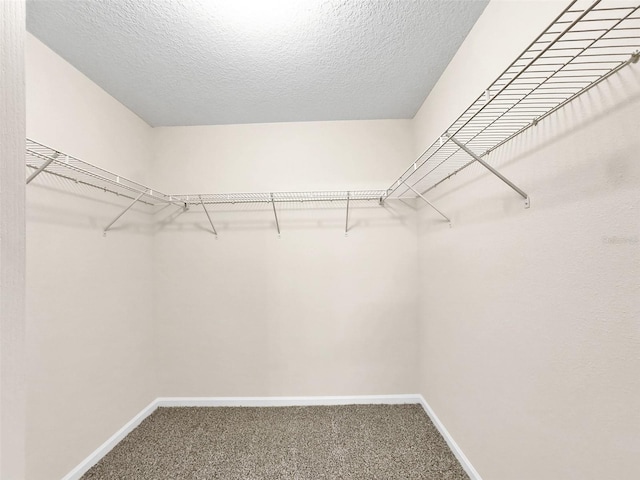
left=81, top=404, right=469, bottom=479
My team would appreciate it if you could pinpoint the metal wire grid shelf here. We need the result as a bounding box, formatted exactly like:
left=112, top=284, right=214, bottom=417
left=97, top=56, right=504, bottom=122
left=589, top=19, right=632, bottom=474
left=170, top=191, right=385, bottom=205
left=168, top=191, right=386, bottom=235
left=383, top=0, right=640, bottom=218
left=26, top=139, right=172, bottom=206
left=26, top=139, right=384, bottom=235
left=26, top=138, right=188, bottom=234
left=25, top=0, right=640, bottom=234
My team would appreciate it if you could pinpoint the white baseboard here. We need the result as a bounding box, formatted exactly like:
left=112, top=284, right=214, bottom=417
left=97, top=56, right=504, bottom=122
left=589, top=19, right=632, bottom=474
left=417, top=395, right=483, bottom=480
left=61, top=394, right=480, bottom=480
left=60, top=398, right=159, bottom=480
left=156, top=394, right=421, bottom=407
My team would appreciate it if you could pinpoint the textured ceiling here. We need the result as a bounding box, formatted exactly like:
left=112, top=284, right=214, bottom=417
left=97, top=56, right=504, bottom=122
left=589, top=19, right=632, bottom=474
left=26, top=0, right=488, bottom=127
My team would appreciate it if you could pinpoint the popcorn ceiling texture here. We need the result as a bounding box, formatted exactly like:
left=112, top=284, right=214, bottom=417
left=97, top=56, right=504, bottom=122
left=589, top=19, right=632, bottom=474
left=25, top=0, right=488, bottom=127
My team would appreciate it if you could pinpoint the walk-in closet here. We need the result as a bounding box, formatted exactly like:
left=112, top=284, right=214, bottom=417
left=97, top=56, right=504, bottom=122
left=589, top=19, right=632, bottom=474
left=1, top=0, right=638, bottom=479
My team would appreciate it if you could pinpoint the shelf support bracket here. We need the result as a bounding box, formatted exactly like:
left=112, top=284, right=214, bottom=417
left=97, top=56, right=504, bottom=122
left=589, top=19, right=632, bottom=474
left=345, top=192, right=350, bottom=236
left=271, top=193, right=280, bottom=235
left=103, top=190, right=147, bottom=235
left=402, top=181, right=451, bottom=225
left=167, top=195, right=189, bottom=210
left=199, top=196, right=217, bottom=237
left=447, top=134, right=530, bottom=208
left=26, top=152, right=59, bottom=184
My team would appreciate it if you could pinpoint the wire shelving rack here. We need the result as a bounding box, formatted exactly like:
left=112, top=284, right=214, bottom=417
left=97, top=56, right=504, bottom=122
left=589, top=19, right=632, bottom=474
left=26, top=139, right=385, bottom=235
left=169, top=191, right=386, bottom=235
left=170, top=191, right=385, bottom=206
left=384, top=0, right=640, bottom=212
left=26, top=139, right=173, bottom=207
left=25, top=0, right=640, bottom=234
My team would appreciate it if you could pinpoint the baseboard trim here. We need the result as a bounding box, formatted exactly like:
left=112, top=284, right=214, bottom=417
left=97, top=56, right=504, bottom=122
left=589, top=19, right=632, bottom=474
left=60, top=398, right=159, bottom=480
left=417, top=395, right=483, bottom=480
left=156, top=394, right=422, bottom=407
left=61, top=394, right=480, bottom=480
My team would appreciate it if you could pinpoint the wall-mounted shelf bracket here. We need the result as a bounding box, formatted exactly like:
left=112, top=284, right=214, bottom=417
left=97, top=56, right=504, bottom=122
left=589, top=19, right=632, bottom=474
left=199, top=196, right=217, bottom=237
left=26, top=152, right=59, bottom=184
left=401, top=181, right=452, bottom=226
left=168, top=196, right=189, bottom=211
left=345, top=192, right=350, bottom=236
left=103, top=190, right=147, bottom=236
left=447, top=134, right=530, bottom=209
left=270, top=193, right=280, bottom=236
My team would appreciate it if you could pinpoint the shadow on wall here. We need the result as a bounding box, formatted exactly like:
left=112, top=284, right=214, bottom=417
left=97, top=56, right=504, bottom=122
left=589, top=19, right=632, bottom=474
left=26, top=181, right=154, bottom=234
left=153, top=199, right=416, bottom=235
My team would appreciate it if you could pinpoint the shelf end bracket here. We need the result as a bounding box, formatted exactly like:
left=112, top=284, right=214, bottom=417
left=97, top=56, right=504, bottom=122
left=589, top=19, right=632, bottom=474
left=447, top=134, right=530, bottom=209
left=103, top=190, right=147, bottom=236
left=402, top=181, right=452, bottom=225
left=27, top=152, right=59, bottom=184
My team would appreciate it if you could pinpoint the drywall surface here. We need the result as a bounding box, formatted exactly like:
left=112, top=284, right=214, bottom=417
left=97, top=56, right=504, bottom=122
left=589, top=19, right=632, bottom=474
left=25, top=34, right=156, bottom=480
left=413, top=1, right=640, bottom=479
left=0, top=2, right=26, bottom=478
left=152, top=121, right=419, bottom=396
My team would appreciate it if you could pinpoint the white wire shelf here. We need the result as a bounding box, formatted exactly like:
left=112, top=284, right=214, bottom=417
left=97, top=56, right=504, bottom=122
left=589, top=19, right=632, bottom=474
left=170, top=191, right=385, bottom=205
left=384, top=0, right=640, bottom=203
left=25, top=0, right=640, bottom=234
left=25, top=139, right=386, bottom=235
left=169, top=192, right=386, bottom=236
left=26, top=139, right=173, bottom=207
left=26, top=140, right=384, bottom=207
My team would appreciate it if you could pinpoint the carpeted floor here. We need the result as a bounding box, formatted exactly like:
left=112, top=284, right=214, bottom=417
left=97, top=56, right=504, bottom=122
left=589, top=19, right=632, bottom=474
left=81, top=404, right=469, bottom=479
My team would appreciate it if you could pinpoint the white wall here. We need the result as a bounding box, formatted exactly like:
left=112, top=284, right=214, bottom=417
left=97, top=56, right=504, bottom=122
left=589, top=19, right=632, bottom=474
left=413, top=1, right=640, bottom=479
left=151, top=122, right=419, bottom=397
left=0, top=2, right=26, bottom=478
left=25, top=34, right=156, bottom=480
